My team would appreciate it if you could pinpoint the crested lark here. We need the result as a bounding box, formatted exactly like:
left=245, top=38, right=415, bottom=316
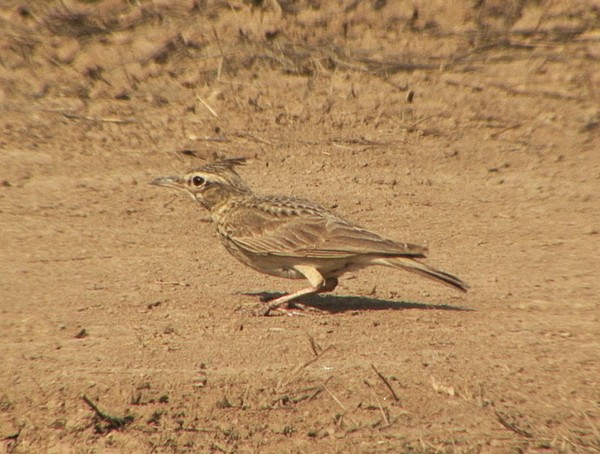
left=152, top=158, right=467, bottom=315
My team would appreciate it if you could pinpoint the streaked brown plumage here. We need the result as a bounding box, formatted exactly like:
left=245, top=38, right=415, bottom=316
left=151, top=158, right=467, bottom=315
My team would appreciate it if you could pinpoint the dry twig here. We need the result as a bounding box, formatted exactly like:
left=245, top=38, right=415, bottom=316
left=54, top=111, right=136, bottom=124
left=82, top=395, right=134, bottom=432
left=371, top=364, right=400, bottom=402
left=494, top=410, right=533, bottom=438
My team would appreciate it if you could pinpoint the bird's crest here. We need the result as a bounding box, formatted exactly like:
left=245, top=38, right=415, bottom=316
left=191, top=157, right=248, bottom=174
left=218, top=157, right=248, bottom=169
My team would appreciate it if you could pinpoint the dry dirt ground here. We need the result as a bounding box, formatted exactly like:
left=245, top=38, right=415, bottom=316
left=1, top=1, right=599, bottom=452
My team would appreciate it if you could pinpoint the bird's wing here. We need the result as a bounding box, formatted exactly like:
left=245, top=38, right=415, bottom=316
left=295, top=221, right=427, bottom=257
left=221, top=202, right=427, bottom=259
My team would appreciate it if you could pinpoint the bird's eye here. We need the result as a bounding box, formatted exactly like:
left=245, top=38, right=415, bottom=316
left=192, top=176, right=205, bottom=187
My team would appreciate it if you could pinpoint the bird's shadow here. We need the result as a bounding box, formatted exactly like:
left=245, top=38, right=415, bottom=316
left=241, top=291, right=472, bottom=314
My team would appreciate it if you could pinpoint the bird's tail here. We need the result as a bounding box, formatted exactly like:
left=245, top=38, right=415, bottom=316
left=374, top=257, right=468, bottom=292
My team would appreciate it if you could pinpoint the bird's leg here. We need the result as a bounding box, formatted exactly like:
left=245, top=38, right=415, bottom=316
left=318, top=277, right=338, bottom=294
left=260, top=266, right=325, bottom=316
left=281, top=277, right=338, bottom=314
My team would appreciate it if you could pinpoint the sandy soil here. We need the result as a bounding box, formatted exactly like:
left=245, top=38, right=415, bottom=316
left=1, top=0, right=599, bottom=452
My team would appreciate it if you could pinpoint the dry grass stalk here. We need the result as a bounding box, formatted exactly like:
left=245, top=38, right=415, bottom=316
left=364, top=379, right=390, bottom=426
left=276, top=341, right=332, bottom=390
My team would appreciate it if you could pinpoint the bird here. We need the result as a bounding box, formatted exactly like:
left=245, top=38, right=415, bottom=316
left=151, top=158, right=467, bottom=315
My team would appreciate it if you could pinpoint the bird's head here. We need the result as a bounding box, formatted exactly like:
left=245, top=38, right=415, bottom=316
left=151, top=158, right=252, bottom=211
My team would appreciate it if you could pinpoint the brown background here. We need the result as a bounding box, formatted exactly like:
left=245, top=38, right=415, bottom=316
left=1, top=0, right=599, bottom=452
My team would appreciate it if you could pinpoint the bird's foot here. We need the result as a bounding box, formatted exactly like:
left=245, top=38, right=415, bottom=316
left=255, top=301, right=310, bottom=317
left=236, top=290, right=323, bottom=316
left=237, top=291, right=286, bottom=303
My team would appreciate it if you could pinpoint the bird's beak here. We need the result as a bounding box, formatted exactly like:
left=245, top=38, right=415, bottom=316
left=150, top=176, right=185, bottom=190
